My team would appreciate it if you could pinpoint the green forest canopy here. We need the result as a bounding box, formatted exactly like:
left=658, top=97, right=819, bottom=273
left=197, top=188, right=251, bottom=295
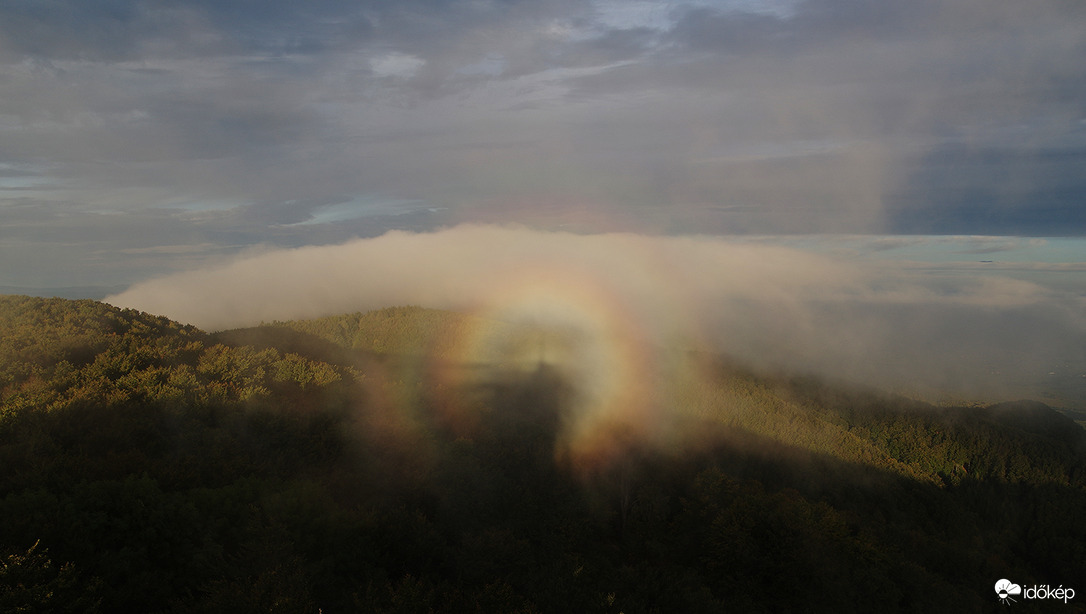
left=1, top=295, right=1084, bottom=612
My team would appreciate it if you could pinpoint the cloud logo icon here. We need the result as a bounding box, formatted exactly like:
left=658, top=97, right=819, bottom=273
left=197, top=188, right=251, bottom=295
left=995, top=579, right=1022, bottom=604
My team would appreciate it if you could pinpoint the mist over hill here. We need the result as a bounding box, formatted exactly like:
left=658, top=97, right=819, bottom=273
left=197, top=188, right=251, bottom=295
left=2, top=295, right=1084, bottom=612
left=5, top=0, right=1083, bottom=607
left=106, top=225, right=1086, bottom=410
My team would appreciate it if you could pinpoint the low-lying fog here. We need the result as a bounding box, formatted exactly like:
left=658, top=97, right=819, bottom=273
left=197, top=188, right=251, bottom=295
left=106, top=225, right=1086, bottom=407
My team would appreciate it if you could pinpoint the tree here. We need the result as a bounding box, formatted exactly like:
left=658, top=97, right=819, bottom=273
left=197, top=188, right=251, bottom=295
left=0, top=540, right=101, bottom=614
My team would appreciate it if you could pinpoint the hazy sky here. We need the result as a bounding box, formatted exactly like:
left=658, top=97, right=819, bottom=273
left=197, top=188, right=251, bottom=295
left=2, top=0, right=1084, bottom=288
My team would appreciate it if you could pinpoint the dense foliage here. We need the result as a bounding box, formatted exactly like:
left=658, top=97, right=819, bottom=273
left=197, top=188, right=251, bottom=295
left=1, top=295, right=1084, bottom=612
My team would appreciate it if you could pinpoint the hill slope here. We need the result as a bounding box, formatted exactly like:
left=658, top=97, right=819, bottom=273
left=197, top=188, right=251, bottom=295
left=255, top=308, right=1086, bottom=487
left=1, top=295, right=1084, bottom=612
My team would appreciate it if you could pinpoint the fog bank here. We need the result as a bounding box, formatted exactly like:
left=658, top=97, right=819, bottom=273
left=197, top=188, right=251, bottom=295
left=106, top=225, right=1086, bottom=405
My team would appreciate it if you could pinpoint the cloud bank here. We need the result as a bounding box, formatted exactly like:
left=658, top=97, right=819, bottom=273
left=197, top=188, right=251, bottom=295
left=107, top=225, right=1086, bottom=405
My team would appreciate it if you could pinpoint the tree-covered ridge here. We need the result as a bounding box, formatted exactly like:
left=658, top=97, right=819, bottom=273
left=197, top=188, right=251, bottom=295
left=780, top=377, right=1086, bottom=487
left=1, top=296, right=349, bottom=422
left=0, top=296, right=197, bottom=398
left=0, top=297, right=357, bottom=610
left=1, top=295, right=1084, bottom=612
left=693, top=362, right=1086, bottom=488
left=265, top=305, right=489, bottom=358
left=239, top=306, right=1086, bottom=489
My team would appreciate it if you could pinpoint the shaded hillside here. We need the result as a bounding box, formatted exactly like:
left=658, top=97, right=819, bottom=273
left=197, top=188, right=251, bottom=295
left=253, top=309, right=1086, bottom=489
left=805, top=383, right=1084, bottom=486
left=1, top=295, right=1084, bottom=612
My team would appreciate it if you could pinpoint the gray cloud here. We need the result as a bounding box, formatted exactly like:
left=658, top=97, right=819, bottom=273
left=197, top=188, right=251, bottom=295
left=1, top=0, right=1084, bottom=289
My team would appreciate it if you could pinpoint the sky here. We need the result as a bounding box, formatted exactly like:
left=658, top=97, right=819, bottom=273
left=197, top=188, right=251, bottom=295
left=2, top=0, right=1085, bottom=404
left=1, top=0, right=1084, bottom=289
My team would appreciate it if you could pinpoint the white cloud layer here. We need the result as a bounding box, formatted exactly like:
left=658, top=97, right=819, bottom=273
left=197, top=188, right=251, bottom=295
left=106, top=225, right=1086, bottom=404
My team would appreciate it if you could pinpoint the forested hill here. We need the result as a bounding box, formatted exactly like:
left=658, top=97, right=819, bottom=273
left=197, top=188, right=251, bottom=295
left=1, top=294, right=1084, bottom=612
left=255, top=307, right=1086, bottom=487
left=260, top=305, right=487, bottom=359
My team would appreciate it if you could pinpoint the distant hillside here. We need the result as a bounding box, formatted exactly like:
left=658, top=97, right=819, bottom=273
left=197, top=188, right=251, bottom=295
left=226, top=307, right=1086, bottom=488
left=263, top=305, right=501, bottom=359
left=2, top=295, right=1084, bottom=612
